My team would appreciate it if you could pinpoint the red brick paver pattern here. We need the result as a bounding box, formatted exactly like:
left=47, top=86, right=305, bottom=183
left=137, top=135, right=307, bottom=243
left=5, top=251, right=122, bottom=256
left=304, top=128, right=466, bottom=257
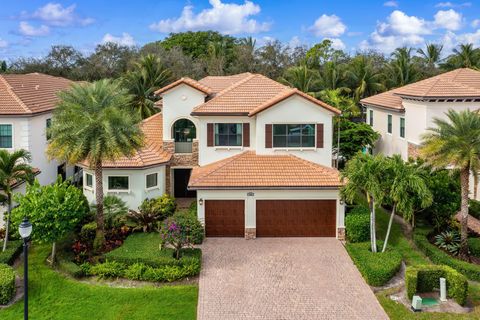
left=198, top=238, right=389, bottom=320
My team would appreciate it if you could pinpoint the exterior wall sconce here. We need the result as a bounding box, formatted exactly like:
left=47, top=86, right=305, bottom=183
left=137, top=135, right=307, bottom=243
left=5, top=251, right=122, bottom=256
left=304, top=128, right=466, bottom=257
left=199, top=198, right=204, bottom=206
left=339, top=199, right=344, bottom=205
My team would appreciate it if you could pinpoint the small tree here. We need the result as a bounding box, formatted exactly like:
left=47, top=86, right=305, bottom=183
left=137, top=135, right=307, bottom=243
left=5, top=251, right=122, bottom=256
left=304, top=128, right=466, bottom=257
left=11, top=178, right=89, bottom=264
left=159, top=216, right=194, bottom=259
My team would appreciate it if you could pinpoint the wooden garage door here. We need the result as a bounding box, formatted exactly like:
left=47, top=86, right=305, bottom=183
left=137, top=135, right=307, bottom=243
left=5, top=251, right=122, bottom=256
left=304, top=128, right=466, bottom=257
left=205, top=200, right=245, bottom=237
left=256, top=200, right=336, bottom=237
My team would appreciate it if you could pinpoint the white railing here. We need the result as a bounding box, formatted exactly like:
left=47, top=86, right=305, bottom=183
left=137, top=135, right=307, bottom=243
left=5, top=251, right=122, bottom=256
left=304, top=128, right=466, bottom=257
left=175, top=142, right=193, bottom=153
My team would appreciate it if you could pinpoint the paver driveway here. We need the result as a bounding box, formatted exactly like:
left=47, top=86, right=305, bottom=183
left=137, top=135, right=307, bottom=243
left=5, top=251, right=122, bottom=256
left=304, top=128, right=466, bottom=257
left=198, top=238, right=388, bottom=320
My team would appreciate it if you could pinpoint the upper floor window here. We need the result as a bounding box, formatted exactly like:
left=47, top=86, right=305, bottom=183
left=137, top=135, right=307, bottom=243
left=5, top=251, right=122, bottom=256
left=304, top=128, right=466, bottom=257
left=273, top=124, right=315, bottom=148
left=369, top=110, right=373, bottom=126
left=215, top=123, right=242, bottom=146
left=0, top=124, right=12, bottom=148
left=400, top=117, right=405, bottom=138
left=146, top=172, right=158, bottom=189
left=85, top=173, right=93, bottom=188
left=108, top=176, right=129, bottom=192
left=46, top=118, right=52, bottom=140
left=387, top=115, right=392, bottom=134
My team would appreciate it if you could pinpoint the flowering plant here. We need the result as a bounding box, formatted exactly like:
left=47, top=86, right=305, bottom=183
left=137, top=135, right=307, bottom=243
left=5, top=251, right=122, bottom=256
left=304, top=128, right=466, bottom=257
left=159, top=217, right=193, bottom=259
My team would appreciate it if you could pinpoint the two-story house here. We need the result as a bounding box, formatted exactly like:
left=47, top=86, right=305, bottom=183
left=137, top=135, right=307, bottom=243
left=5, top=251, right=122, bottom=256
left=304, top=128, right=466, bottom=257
left=360, top=67, right=480, bottom=198
left=82, top=73, right=345, bottom=239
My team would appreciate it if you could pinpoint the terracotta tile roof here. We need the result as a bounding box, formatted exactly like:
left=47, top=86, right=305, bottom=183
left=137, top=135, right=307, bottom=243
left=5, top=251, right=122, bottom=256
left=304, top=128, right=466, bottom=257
left=191, top=73, right=339, bottom=116
left=0, top=73, right=74, bottom=115
left=188, top=151, right=342, bottom=189
left=198, top=73, right=253, bottom=93
left=81, top=113, right=171, bottom=169
left=155, top=77, right=213, bottom=95
left=360, top=88, right=404, bottom=111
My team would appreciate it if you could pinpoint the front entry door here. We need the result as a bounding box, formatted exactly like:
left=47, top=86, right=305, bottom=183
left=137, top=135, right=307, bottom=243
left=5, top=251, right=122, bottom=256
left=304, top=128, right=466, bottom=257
left=174, top=168, right=196, bottom=198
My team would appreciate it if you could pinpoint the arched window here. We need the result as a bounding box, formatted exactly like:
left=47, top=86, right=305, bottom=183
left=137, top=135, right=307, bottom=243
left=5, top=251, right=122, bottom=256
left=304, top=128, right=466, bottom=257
left=172, top=119, right=196, bottom=142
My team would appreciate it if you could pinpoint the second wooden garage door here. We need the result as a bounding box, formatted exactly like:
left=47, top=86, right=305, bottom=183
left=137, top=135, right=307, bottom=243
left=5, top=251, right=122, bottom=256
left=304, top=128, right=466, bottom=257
left=205, top=200, right=245, bottom=237
left=256, top=200, right=336, bottom=237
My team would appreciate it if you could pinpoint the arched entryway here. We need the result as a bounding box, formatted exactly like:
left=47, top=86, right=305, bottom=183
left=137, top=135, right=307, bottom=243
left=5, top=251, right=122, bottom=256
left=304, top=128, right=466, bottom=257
left=172, top=119, right=196, bottom=153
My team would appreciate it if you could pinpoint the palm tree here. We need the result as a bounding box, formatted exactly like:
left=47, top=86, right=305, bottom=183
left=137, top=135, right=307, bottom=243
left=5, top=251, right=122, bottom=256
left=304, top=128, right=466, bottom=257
left=345, top=55, right=384, bottom=102
left=417, top=43, right=443, bottom=69
left=47, top=80, right=144, bottom=249
left=279, top=65, right=320, bottom=94
left=318, top=60, right=346, bottom=91
left=386, top=47, right=420, bottom=88
left=0, top=149, right=34, bottom=251
left=317, top=88, right=359, bottom=118
left=441, top=43, right=480, bottom=70
left=420, top=109, right=480, bottom=258
left=342, top=153, right=388, bottom=252
left=382, top=155, right=432, bottom=252
left=123, top=54, right=172, bottom=119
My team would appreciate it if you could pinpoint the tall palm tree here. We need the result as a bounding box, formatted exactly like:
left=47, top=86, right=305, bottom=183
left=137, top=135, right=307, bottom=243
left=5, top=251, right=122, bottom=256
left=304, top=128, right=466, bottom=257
left=386, top=47, right=420, bottom=88
left=345, top=55, right=384, bottom=102
left=123, top=54, right=172, bottom=119
left=47, top=80, right=144, bottom=249
left=0, top=149, right=34, bottom=251
left=317, top=88, right=359, bottom=118
left=417, top=43, right=443, bottom=69
left=279, top=64, right=320, bottom=94
left=382, top=155, right=432, bottom=252
left=342, top=153, right=388, bottom=252
left=441, top=43, right=480, bottom=70
left=420, top=109, right=480, bottom=258
left=318, top=60, right=346, bottom=91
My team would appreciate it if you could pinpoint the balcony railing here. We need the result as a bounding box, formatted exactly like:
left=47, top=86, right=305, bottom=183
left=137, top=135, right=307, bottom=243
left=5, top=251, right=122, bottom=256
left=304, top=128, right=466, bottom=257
left=175, top=142, right=193, bottom=153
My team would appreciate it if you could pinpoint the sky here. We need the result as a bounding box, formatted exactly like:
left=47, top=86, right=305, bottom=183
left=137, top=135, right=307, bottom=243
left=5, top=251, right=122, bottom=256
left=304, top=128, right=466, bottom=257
left=1, top=0, right=480, bottom=60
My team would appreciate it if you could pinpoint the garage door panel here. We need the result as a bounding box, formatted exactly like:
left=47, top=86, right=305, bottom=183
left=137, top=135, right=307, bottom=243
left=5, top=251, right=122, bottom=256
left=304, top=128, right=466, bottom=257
left=256, top=200, right=336, bottom=237
left=205, top=200, right=245, bottom=237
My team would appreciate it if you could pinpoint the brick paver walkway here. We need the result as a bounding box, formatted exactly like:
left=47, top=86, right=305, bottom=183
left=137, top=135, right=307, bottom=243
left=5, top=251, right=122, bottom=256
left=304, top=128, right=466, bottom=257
left=198, top=238, right=389, bottom=320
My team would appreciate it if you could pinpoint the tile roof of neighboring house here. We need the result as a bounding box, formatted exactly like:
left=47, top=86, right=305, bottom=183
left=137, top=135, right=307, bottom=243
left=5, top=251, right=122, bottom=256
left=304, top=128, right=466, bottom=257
left=190, top=73, right=340, bottom=116
left=188, top=151, right=342, bottom=189
left=198, top=72, right=253, bottom=93
left=81, top=113, right=171, bottom=169
left=0, top=73, right=74, bottom=115
left=360, top=68, right=480, bottom=111
left=154, top=77, right=213, bottom=95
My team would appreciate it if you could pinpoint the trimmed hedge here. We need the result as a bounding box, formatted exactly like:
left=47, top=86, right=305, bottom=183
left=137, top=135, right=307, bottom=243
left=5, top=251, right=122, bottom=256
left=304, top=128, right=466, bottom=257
left=0, top=263, right=15, bottom=305
left=413, top=229, right=480, bottom=281
left=345, top=206, right=370, bottom=243
left=345, top=241, right=402, bottom=286
left=105, top=233, right=201, bottom=268
left=405, top=265, right=468, bottom=306
left=468, top=237, right=480, bottom=257
left=0, top=240, right=23, bottom=265
left=57, top=259, right=85, bottom=278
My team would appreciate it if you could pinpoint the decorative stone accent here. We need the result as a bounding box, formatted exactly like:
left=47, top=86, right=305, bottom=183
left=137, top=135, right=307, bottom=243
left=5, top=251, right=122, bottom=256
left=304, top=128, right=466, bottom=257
left=245, top=228, right=256, bottom=240
left=163, top=139, right=199, bottom=167
left=337, top=227, right=345, bottom=241
left=408, top=142, right=420, bottom=159
left=165, top=166, right=171, bottom=195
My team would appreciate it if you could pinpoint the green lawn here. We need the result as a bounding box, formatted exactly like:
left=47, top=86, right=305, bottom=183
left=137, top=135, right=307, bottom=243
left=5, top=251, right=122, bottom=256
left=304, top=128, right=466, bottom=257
left=0, top=244, right=198, bottom=320
left=373, top=208, right=480, bottom=319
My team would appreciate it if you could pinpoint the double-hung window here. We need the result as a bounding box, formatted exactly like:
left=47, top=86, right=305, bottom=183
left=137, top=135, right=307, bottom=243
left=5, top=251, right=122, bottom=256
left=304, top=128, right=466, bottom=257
left=108, top=176, right=129, bottom=192
left=387, top=115, right=392, bottom=134
left=272, top=124, right=315, bottom=148
left=400, top=117, right=405, bottom=138
left=85, top=173, right=93, bottom=189
left=369, top=110, right=373, bottom=126
left=0, top=124, right=12, bottom=148
left=146, top=173, right=158, bottom=189
left=215, top=123, right=242, bottom=147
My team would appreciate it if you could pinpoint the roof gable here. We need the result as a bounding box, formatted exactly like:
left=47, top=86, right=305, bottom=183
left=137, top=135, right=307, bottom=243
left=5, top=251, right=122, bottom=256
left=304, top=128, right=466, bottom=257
left=155, top=77, right=212, bottom=95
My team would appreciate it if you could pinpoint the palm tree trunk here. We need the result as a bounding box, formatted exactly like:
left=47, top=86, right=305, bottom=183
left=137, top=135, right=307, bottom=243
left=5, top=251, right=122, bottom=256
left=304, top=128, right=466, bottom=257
left=369, top=196, right=377, bottom=253
left=382, top=203, right=396, bottom=253
left=93, top=162, right=105, bottom=251
left=474, top=171, right=478, bottom=200
left=2, top=195, right=12, bottom=252
left=50, top=241, right=56, bottom=266
left=459, top=167, right=470, bottom=259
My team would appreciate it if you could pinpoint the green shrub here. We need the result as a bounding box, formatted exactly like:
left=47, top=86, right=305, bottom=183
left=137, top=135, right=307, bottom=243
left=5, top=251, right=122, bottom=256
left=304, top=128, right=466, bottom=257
left=89, top=261, right=126, bottom=278
left=189, top=200, right=197, bottom=214
left=345, top=241, right=402, bottom=286
left=469, top=199, right=480, bottom=219
left=413, top=229, right=480, bottom=281
left=0, top=240, right=23, bottom=265
left=127, top=194, right=176, bottom=232
left=0, top=263, right=15, bottom=305
left=469, top=237, right=480, bottom=257
left=123, top=263, right=148, bottom=280
left=105, top=233, right=201, bottom=268
left=57, top=259, right=84, bottom=278
left=173, top=210, right=204, bottom=244
left=405, top=265, right=468, bottom=306
left=79, top=221, right=97, bottom=243
left=345, top=206, right=370, bottom=243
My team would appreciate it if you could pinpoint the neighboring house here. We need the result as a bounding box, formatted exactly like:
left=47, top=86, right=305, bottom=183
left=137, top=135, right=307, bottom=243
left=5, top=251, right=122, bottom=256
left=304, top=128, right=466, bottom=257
left=82, top=73, right=345, bottom=239
left=360, top=67, right=480, bottom=197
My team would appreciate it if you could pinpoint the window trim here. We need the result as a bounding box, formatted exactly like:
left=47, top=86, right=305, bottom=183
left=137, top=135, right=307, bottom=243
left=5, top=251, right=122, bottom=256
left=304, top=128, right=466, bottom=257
left=84, top=172, right=94, bottom=190
left=399, top=117, right=406, bottom=139
left=107, top=175, right=130, bottom=193
left=387, top=114, right=393, bottom=135
left=0, top=123, right=14, bottom=150
left=214, top=123, right=243, bottom=148
left=369, top=110, right=373, bottom=126
left=145, top=172, right=159, bottom=191
left=271, top=123, right=317, bottom=150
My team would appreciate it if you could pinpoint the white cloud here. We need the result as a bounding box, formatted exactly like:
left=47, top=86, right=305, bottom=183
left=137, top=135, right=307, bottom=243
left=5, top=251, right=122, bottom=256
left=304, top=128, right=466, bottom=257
left=309, top=14, right=346, bottom=37
left=24, top=2, right=94, bottom=27
left=149, top=0, right=270, bottom=34
left=383, top=1, right=398, bottom=7
left=328, top=38, right=346, bottom=50
left=435, top=2, right=471, bottom=8
left=101, top=33, right=135, bottom=46
left=18, top=21, right=50, bottom=37
left=472, top=19, right=480, bottom=28
left=0, top=39, right=8, bottom=48
left=434, top=9, right=462, bottom=30
left=378, top=10, right=430, bottom=36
